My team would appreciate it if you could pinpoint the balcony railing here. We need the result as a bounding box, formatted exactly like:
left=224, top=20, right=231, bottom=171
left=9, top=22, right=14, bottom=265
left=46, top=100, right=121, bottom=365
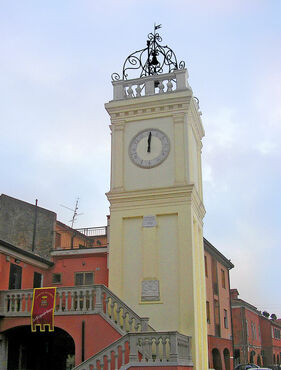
left=0, top=285, right=150, bottom=334
left=75, top=226, right=107, bottom=237
left=112, top=70, right=190, bottom=101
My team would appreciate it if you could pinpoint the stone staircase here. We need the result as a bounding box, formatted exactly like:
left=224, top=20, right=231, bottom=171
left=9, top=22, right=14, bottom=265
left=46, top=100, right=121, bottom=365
left=73, top=331, right=193, bottom=370
left=0, top=285, right=193, bottom=369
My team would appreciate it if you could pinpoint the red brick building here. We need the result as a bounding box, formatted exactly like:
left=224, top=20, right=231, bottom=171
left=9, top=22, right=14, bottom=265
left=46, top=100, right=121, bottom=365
left=231, top=289, right=281, bottom=368
left=204, top=239, right=234, bottom=370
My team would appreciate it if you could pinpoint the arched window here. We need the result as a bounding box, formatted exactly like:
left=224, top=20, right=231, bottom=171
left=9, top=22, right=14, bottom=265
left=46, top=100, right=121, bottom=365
left=212, top=348, right=223, bottom=370
left=249, top=350, right=255, bottom=364
left=223, top=348, right=230, bottom=370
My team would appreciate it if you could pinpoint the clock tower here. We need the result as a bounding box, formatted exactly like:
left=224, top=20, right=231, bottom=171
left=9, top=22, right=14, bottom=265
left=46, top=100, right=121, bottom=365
left=105, top=27, right=208, bottom=369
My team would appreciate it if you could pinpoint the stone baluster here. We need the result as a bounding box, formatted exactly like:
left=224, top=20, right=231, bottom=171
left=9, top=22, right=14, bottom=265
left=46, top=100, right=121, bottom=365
left=105, top=297, right=110, bottom=317
left=128, top=316, right=133, bottom=332
left=4, top=295, right=9, bottom=313
left=82, top=290, right=87, bottom=311
left=64, top=290, right=69, bottom=312
left=158, top=80, right=165, bottom=93
left=167, top=79, right=173, bottom=92
left=162, top=336, right=168, bottom=360
left=19, top=293, right=24, bottom=312
left=135, top=84, right=142, bottom=97
left=116, top=305, right=121, bottom=326
left=110, top=300, right=115, bottom=320
left=155, top=337, right=160, bottom=361
left=122, top=312, right=128, bottom=332
left=11, top=294, right=15, bottom=312
left=88, top=289, right=93, bottom=311
left=58, top=291, right=63, bottom=312
left=127, top=85, right=134, bottom=98
left=134, top=320, right=140, bottom=332
left=70, top=291, right=75, bottom=311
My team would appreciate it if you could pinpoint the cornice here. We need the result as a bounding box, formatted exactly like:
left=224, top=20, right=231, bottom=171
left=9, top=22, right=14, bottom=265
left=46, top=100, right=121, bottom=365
left=51, top=247, right=108, bottom=257
left=190, top=98, right=204, bottom=138
left=204, top=238, right=234, bottom=269
left=105, top=91, right=192, bottom=123
left=189, top=100, right=205, bottom=142
left=0, top=240, right=53, bottom=269
left=231, top=299, right=260, bottom=314
left=106, top=184, right=205, bottom=219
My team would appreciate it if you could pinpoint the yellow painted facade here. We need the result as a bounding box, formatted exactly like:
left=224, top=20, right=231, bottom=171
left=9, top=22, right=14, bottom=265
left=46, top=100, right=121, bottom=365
left=105, top=76, right=208, bottom=369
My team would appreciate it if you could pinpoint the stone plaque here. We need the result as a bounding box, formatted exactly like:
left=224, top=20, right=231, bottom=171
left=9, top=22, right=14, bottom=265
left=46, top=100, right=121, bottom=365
left=141, top=280, right=160, bottom=301
left=142, top=215, right=157, bottom=228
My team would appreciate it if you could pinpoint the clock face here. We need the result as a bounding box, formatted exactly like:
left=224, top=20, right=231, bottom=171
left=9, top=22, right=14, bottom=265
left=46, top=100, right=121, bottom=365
left=129, top=129, right=170, bottom=168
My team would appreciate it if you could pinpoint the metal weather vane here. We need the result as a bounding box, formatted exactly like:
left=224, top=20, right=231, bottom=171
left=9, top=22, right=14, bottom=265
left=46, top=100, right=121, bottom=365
left=112, top=24, right=185, bottom=81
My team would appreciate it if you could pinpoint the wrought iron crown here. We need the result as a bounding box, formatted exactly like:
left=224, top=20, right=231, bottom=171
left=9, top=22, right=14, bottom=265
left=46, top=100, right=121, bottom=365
left=111, top=25, right=185, bottom=81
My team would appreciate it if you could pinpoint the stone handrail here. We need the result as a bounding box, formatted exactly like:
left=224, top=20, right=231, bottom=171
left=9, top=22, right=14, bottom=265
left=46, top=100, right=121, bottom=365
left=73, top=331, right=193, bottom=370
left=112, top=69, right=190, bottom=100
left=0, top=285, right=151, bottom=333
left=99, top=285, right=151, bottom=333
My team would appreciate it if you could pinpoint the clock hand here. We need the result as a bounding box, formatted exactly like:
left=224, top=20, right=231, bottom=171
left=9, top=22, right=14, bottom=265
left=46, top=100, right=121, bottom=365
left=147, top=131, right=152, bottom=153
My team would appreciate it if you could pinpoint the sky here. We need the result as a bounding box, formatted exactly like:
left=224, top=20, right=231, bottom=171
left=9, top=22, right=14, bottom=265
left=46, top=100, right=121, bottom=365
left=0, top=1, right=280, bottom=316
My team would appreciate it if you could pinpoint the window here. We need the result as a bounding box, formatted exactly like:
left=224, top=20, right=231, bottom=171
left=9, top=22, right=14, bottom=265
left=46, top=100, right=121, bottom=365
left=251, top=322, right=257, bottom=339
left=204, top=255, right=208, bottom=277
left=55, top=232, right=61, bottom=248
left=33, top=272, right=42, bottom=288
left=221, top=269, right=226, bottom=288
left=274, top=328, right=281, bottom=339
left=206, top=301, right=210, bottom=323
left=224, top=309, right=228, bottom=328
left=9, top=263, right=22, bottom=289
left=52, top=273, right=62, bottom=284
left=246, top=320, right=249, bottom=337
left=75, top=272, right=94, bottom=286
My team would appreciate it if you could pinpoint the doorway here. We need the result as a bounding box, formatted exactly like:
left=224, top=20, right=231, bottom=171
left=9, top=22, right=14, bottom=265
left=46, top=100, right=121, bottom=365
left=9, top=263, right=22, bottom=289
left=6, top=325, right=75, bottom=370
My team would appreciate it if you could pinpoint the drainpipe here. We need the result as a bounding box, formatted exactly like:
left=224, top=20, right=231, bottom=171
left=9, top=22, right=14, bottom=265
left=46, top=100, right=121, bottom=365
left=82, top=320, right=85, bottom=362
left=228, top=268, right=235, bottom=370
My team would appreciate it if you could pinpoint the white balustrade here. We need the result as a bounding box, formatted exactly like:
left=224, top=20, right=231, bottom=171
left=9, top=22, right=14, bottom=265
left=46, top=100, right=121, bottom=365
left=0, top=285, right=151, bottom=333
left=112, top=69, right=190, bottom=100
left=73, top=332, right=193, bottom=370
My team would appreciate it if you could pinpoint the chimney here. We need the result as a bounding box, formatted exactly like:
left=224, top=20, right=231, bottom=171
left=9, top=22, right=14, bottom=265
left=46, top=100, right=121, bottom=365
left=231, top=289, right=239, bottom=300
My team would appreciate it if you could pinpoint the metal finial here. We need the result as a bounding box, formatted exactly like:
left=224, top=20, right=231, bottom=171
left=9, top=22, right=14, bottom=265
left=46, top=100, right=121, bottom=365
left=111, top=25, right=185, bottom=81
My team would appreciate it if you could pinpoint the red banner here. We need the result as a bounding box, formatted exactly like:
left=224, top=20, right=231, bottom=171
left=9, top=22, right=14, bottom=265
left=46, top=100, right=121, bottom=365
left=31, top=287, right=56, bottom=332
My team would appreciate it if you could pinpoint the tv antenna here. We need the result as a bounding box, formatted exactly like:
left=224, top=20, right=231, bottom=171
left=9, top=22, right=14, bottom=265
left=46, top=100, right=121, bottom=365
left=60, top=198, right=83, bottom=228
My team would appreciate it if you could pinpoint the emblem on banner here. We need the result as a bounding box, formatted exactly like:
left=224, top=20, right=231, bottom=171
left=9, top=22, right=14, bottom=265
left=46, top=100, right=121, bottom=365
left=31, top=287, right=56, bottom=332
